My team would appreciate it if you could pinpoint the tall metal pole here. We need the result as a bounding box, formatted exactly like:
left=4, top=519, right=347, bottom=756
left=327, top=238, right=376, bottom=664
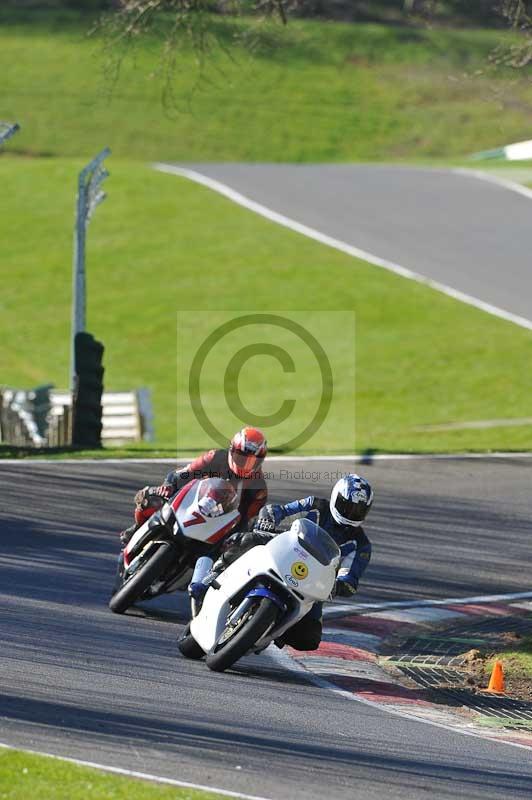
left=72, top=173, right=87, bottom=334
left=70, top=148, right=111, bottom=391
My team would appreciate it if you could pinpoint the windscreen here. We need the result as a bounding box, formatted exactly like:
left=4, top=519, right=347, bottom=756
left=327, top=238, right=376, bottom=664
left=296, top=518, right=340, bottom=566
left=197, top=478, right=239, bottom=518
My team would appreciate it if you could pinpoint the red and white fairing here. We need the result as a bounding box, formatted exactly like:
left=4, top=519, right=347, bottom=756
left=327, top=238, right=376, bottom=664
left=124, top=477, right=241, bottom=567
left=171, top=480, right=241, bottom=544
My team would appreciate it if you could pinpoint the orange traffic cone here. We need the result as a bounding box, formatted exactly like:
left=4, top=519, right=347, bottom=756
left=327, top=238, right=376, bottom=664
left=483, top=660, right=505, bottom=694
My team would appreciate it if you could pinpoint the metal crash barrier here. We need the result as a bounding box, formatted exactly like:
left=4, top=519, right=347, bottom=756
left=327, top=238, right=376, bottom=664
left=0, top=387, right=153, bottom=448
left=0, top=388, right=47, bottom=448
left=51, top=389, right=154, bottom=446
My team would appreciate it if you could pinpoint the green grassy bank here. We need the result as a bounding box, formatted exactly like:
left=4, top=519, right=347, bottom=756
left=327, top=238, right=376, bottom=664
left=2, top=12, right=532, bottom=163
left=3, top=156, right=532, bottom=454
left=0, top=748, right=226, bottom=800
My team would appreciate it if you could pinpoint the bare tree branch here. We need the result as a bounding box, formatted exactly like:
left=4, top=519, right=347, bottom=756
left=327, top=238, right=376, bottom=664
left=93, top=0, right=532, bottom=113
left=492, top=1, right=532, bottom=66
left=94, top=0, right=301, bottom=108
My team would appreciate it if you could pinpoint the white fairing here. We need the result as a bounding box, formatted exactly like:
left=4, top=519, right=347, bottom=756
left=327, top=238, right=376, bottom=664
left=190, top=523, right=340, bottom=653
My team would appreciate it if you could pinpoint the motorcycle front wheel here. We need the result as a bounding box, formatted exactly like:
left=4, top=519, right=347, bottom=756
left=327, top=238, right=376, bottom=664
left=177, top=623, right=205, bottom=660
left=109, top=542, right=174, bottom=614
left=205, top=597, right=278, bottom=673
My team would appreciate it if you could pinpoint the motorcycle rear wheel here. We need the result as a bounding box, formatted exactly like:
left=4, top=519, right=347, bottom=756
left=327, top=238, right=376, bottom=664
left=109, top=542, right=174, bottom=614
left=205, top=597, right=278, bottom=673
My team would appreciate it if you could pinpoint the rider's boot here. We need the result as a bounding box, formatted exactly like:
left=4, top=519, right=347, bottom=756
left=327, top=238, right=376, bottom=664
left=189, top=557, right=224, bottom=602
left=187, top=557, right=222, bottom=614
left=119, top=523, right=138, bottom=547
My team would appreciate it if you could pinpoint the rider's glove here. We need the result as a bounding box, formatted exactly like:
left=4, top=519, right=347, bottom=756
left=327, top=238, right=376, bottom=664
left=134, top=485, right=172, bottom=510
left=153, top=484, right=173, bottom=499
left=134, top=486, right=150, bottom=509
left=255, top=517, right=276, bottom=533
left=258, top=503, right=283, bottom=526
left=334, top=575, right=358, bottom=597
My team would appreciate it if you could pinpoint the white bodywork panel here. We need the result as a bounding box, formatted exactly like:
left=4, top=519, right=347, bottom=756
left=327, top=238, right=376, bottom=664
left=190, top=528, right=338, bottom=653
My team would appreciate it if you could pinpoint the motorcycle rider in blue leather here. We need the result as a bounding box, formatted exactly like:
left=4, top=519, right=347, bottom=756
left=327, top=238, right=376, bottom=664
left=259, top=473, right=373, bottom=594
left=192, top=474, right=373, bottom=651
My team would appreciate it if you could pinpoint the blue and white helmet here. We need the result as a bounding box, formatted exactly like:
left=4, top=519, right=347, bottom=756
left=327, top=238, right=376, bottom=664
left=330, top=474, right=373, bottom=528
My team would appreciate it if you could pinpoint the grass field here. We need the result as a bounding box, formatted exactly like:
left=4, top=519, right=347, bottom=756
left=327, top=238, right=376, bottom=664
left=3, top=155, right=532, bottom=454
left=2, top=11, right=532, bottom=163
left=0, top=748, right=225, bottom=800
left=2, top=13, right=532, bottom=454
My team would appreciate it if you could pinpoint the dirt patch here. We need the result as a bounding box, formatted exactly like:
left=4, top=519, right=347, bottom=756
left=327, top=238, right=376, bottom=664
left=381, top=620, right=532, bottom=703
left=467, top=634, right=532, bottom=701
left=482, top=643, right=532, bottom=702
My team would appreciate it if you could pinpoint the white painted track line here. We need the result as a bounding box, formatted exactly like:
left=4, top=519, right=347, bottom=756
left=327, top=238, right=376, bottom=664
left=268, top=649, right=532, bottom=754
left=324, top=590, right=532, bottom=617
left=0, top=742, right=273, bottom=800
left=452, top=167, right=532, bottom=203
left=2, top=452, right=532, bottom=464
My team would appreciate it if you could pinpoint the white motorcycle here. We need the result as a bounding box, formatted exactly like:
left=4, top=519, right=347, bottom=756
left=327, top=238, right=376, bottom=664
left=177, top=517, right=341, bottom=672
left=109, top=477, right=241, bottom=614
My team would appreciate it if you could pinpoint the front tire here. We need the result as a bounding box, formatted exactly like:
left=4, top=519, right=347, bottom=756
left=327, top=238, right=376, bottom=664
left=109, top=543, right=174, bottom=614
left=206, top=597, right=278, bottom=673
left=111, top=552, right=125, bottom=597
left=177, top=624, right=204, bottom=660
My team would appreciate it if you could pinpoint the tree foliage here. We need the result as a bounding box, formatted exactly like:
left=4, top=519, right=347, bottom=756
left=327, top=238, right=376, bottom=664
left=96, top=1, right=301, bottom=110
left=493, top=0, right=532, bottom=65
left=71, top=0, right=529, bottom=111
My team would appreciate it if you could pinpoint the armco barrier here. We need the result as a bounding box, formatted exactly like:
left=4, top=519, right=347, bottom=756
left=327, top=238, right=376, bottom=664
left=51, top=389, right=153, bottom=445
left=0, top=387, right=153, bottom=448
left=0, top=388, right=47, bottom=447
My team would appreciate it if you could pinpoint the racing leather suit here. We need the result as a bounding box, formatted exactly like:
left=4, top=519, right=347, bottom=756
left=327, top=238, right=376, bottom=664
left=268, top=495, right=372, bottom=592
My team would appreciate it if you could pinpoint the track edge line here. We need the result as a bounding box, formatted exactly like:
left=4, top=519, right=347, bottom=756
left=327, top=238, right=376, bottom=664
left=0, top=742, right=273, bottom=800
left=153, top=162, right=532, bottom=333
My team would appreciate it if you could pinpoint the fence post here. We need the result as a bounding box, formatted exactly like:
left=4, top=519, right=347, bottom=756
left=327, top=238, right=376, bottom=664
left=70, top=147, right=111, bottom=391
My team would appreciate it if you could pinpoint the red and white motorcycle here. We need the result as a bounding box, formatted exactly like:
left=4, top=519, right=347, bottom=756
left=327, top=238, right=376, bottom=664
left=109, top=477, right=241, bottom=614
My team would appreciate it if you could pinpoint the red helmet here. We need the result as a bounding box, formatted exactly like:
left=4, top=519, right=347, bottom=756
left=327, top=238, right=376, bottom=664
left=228, top=427, right=267, bottom=478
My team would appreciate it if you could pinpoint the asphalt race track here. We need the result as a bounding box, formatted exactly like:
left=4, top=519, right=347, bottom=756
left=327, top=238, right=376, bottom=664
left=172, top=164, right=532, bottom=323
left=2, top=458, right=532, bottom=799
